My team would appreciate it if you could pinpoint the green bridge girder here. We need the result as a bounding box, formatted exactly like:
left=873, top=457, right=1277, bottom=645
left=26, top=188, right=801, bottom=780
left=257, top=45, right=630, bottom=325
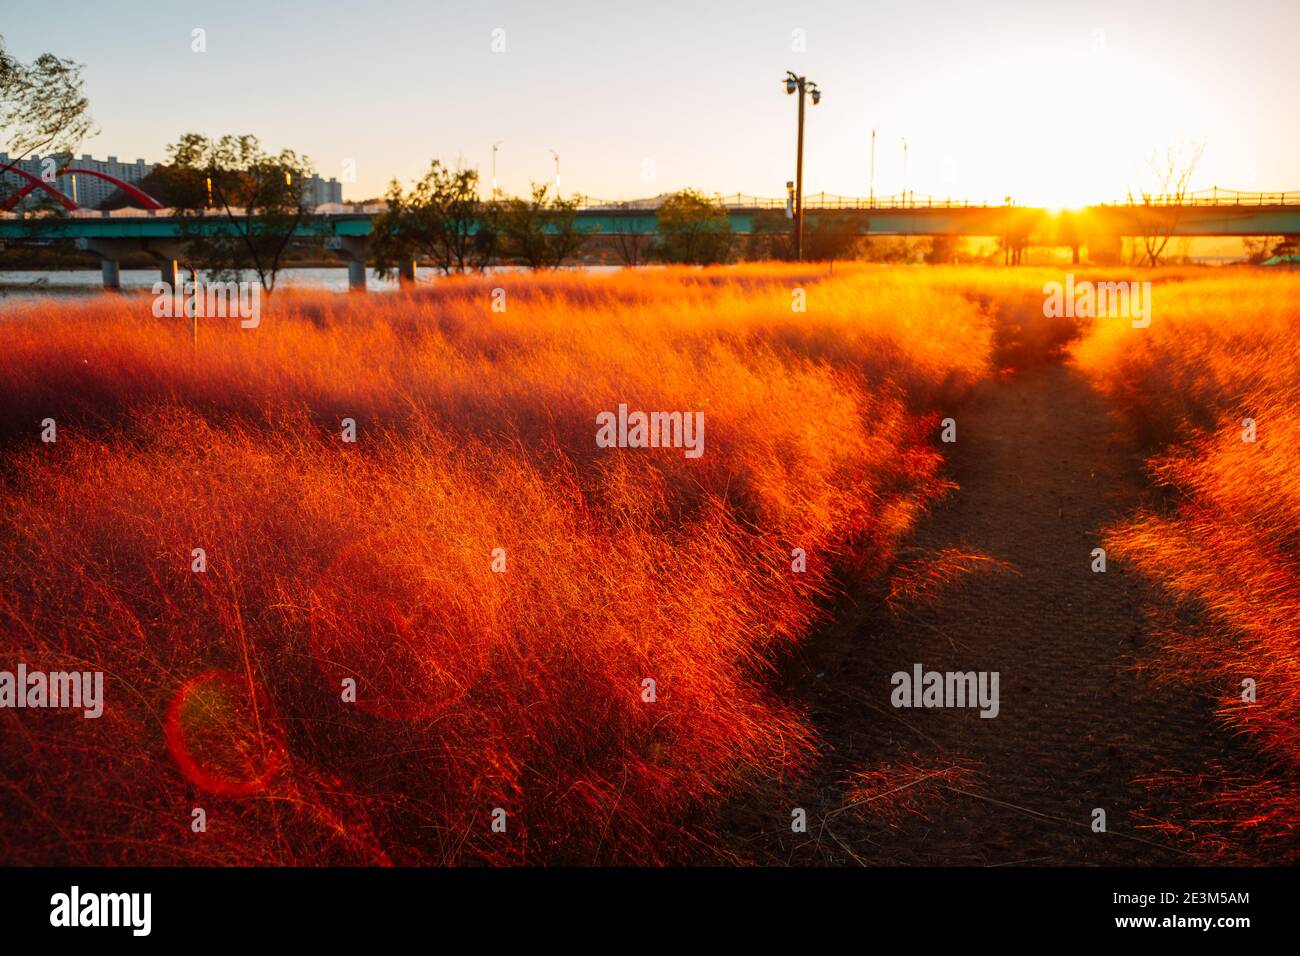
left=2, top=204, right=1299, bottom=242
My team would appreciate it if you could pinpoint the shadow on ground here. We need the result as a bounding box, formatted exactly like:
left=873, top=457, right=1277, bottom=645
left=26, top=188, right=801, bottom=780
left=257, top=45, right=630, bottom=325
left=714, top=361, right=1273, bottom=866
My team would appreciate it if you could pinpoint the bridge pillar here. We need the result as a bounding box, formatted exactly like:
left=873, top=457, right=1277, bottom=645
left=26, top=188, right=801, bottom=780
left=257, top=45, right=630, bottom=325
left=75, top=237, right=130, bottom=290
left=159, top=257, right=180, bottom=289
left=347, top=260, right=367, bottom=291
left=100, top=258, right=121, bottom=290
left=140, top=242, right=186, bottom=290
left=326, top=236, right=371, bottom=292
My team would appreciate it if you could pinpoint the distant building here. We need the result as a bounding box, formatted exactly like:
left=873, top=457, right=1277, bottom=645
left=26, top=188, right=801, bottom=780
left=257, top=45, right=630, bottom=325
left=1, top=151, right=344, bottom=209
left=0, top=152, right=154, bottom=210
left=300, top=174, right=344, bottom=207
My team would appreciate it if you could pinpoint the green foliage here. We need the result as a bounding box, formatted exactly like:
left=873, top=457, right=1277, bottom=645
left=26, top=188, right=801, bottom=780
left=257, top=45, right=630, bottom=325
left=497, top=183, right=586, bottom=270
left=805, top=213, right=862, bottom=262
left=1241, top=236, right=1273, bottom=265
left=160, top=133, right=316, bottom=292
left=924, top=235, right=960, bottom=265
left=862, top=237, right=926, bottom=264
left=745, top=210, right=794, bottom=261
left=0, top=35, right=94, bottom=194
left=654, top=189, right=733, bottom=264
left=372, top=161, right=496, bottom=276
left=1271, top=235, right=1299, bottom=259
left=742, top=211, right=861, bottom=263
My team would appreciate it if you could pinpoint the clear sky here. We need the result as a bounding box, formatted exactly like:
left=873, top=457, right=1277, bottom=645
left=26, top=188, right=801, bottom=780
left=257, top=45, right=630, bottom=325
left=3, top=0, right=1295, bottom=206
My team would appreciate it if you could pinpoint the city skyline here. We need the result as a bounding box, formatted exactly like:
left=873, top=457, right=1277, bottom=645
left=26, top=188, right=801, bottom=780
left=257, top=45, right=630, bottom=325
left=0, top=149, right=344, bottom=210
left=1, top=0, right=1296, bottom=207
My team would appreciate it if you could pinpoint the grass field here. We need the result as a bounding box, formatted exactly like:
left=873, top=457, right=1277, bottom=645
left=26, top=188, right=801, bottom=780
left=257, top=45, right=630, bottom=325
left=1073, top=272, right=1300, bottom=858
left=0, top=265, right=994, bottom=864
left=2, top=264, right=1295, bottom=864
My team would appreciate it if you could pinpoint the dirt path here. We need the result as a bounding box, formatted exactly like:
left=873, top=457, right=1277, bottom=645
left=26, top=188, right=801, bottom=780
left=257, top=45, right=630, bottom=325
left=720, top=361, right=1258, bottom=865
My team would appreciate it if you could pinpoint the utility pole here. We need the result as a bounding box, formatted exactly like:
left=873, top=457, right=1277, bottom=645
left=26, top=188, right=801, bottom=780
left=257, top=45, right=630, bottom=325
left=492, top=141, right=503, bottom=198
left=784, top=71, right=821, bottom=261
left=870, top=128, right=876, bottom=206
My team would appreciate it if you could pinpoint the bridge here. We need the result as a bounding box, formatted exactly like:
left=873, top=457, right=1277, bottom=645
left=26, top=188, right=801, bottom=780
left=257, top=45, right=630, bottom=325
left=0, top=164, right=165, bottom=213
left=2, top=189, right=1297, bottom=289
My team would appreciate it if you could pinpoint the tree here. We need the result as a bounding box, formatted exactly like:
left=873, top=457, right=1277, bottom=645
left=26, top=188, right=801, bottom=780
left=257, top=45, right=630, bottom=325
left=1136, top=144, right=1204, bottom=267
left=371, top=160, right=495, bottom=276
left=497, top=183, right=586, bottom=270
left=806, top=213, right=862, bottom=262
left=98, top=166, right=174, bottom=210
left=654, top=189, right=733, bottom=264
left=745, top=210, right=794, bottom=261
left=924, top=234, right=960, bottom=265
left=608, top=204, right=653, bottom=266
left=747, top=211, right=860, bottom=263
left=1241, top=236, right=1274, bottom=264
left=1054, top=211, right=1085, bottom=264
left=159, top=133, right=316, bottom=292
left=1271, top=235, right=1299, bottom=260
left=612, top=229, right=654, bottom=267
left=0, top=35, right=94, bottom=193
left=996, top=230, right=1031, bottom=265
left=860, top=236, right=922, bottom=264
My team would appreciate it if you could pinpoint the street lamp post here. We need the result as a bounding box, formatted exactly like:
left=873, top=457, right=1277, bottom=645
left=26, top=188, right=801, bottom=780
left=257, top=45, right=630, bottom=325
left=784, top=70, right=821, bottom=261
left=901, top=137, right=908, bottom=205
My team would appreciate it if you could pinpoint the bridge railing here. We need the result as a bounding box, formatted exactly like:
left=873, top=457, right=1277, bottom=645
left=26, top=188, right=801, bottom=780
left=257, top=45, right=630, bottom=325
left=578, top=192, right=995, bottom=210
left=2, top=191, right=1298, bottom=221
left=582, top=190, right=1300, bottom=211
left=1098, top=189, right=1300, bottom=207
